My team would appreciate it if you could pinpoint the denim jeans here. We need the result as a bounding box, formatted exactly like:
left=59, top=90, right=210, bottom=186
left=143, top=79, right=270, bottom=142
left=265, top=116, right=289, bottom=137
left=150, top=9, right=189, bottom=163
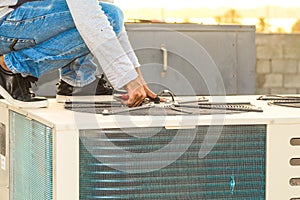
left=0, top=0, right=124, bottom=87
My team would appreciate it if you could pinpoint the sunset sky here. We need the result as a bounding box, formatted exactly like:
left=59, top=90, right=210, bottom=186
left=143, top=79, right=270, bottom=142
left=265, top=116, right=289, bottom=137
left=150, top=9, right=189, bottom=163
left=114, top=0, right=300, bottom=9
left=114, top=0, right=300, bottom=33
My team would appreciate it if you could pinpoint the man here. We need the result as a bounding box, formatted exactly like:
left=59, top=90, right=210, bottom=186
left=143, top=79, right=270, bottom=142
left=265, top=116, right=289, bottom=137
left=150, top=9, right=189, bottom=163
left=0, top=0, right=156, bottom=108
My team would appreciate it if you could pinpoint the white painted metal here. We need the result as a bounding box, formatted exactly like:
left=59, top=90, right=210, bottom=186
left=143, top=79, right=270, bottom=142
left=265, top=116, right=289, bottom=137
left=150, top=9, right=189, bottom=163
left=0, top=103, right=9, bottom=200
left=1, top=95, right=300, bottom=200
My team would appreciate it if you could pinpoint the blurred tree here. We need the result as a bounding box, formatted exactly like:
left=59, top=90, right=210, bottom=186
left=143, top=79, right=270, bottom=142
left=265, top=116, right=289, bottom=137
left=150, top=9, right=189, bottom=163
left=292, top=19, right=300, bottom=33
left=257, top=17, right=269, bottom=33
left=224, top=9, right=241, bottom=24
left=276, top=27, right=285, bottom=33
left=214, top=9, right=241, bottom=24
left=214, top=16, right=222, bottom=24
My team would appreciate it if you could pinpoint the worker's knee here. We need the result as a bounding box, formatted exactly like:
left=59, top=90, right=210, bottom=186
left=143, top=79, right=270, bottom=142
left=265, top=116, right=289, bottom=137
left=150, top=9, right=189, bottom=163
left=100, top=2, right=124, bottom=36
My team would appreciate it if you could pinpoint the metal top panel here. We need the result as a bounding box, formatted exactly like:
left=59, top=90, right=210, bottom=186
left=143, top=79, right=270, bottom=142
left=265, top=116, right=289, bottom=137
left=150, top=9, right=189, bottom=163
left=125, top=23, right=256, bottom=32
left=1, top=95, right=300, bottom=131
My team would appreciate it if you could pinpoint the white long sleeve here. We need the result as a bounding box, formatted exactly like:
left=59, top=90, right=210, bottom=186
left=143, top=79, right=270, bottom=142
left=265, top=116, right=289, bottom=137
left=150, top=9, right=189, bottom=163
left=0, top=0, right=17, bottom=18
left=65, top=0, right=137, bottom=89
left=118, top=29, right=141, bottom=68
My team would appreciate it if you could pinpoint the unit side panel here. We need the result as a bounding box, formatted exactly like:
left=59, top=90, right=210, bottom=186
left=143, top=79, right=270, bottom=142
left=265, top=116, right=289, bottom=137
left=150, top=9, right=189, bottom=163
left=0, top=105, right=9, bottom=200
left=9, top=111, right=53, bottom=200
left=54, top=129, right=80, bottom=200
left=266, top=124, right=300, bottom=200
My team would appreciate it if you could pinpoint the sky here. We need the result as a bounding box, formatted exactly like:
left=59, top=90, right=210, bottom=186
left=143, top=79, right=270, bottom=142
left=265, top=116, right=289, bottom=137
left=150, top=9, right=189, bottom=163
left=113, top=0, right=300, bottom=33
left=114, top=0, right=300, bottom=9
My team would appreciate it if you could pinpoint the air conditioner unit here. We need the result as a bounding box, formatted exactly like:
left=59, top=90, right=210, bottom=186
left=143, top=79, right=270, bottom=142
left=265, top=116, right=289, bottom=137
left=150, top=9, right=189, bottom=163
left=0, top=96, right=299, bottom=200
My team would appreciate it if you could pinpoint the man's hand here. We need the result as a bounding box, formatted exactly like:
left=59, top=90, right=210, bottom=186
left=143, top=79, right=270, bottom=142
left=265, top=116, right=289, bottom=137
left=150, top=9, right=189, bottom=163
left=125, top=77, right=147, bottom=107
left=136, top=68, right=157, bottom=98
left=125, top=68, right=165, bottom=107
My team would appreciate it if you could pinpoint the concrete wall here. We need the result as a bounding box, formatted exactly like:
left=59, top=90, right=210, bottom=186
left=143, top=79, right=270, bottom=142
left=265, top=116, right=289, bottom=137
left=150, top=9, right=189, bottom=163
left=256, top=34, right=300, bottom=95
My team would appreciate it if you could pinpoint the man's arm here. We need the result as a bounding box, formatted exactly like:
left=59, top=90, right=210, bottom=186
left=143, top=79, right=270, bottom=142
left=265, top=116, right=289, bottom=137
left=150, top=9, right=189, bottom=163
left=65, top=0, right=138, bottom=89
left=66, top=0, right=157, bottom=107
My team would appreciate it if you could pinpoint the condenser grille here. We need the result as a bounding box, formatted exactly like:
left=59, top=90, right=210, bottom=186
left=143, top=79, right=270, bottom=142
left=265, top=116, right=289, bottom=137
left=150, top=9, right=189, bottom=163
left=79, top=125, right=266, bottom=200
left=10, top=111, right=53, bottom=200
